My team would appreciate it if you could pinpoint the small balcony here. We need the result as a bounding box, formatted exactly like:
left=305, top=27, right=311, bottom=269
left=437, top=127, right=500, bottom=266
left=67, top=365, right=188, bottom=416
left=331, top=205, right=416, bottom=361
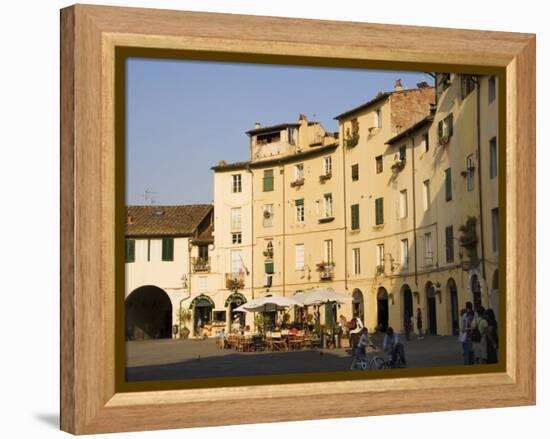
left=345, top=133, right=359, bottom=148
left=316, top=262, right=335, bottom=280
left=192, top=257, right=211, bottom=273
left=290, top=178, right=305, bottom=188
left=376, top=264, right=385, bottom=275
left=225, top=273, right=245, bottom=290
left=319, top=172, right=332, bottom=182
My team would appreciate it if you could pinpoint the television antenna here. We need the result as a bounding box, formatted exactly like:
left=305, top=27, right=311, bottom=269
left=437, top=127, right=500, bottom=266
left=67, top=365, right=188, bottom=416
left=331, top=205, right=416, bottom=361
left=140, top=188, right=159, bottom=205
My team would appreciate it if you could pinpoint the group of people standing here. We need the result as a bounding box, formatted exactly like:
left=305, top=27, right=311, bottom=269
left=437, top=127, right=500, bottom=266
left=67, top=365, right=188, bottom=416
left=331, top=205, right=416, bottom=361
left=459, top=301, right=499, bottom=364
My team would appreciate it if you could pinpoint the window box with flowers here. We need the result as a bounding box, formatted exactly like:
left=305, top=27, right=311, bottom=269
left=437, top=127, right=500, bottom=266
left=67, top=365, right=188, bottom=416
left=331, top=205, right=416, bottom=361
left=319, top=172, right=332, bottom=182
left=290, top=178, right=305, bottom=188
left=316, top=261, right=335, bottom=280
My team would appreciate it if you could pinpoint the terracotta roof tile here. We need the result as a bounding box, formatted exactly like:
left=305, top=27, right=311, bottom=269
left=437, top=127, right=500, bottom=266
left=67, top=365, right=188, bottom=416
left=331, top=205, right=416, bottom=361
left=126, top=205, right=212, bottom=237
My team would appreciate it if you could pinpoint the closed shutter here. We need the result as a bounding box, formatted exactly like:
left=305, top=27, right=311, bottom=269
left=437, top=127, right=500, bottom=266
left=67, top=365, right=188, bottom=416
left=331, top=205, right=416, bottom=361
left=375, top=198, right=384, bottom=225
left=295, top=244, right=304, bottom=269
left=263, top=169, right=274, bottom=191
left=351, top=204, right=360, bottom=230
left=265, top=261, right=274, bottom=274
left=446, top=226, right=454, bottom=262
left=162, top=238, right=174, bottom=261
left=125, top=239, right=135, bottom=263
left=445, top=169, right=452, bottom=201
left=448, top=113, right=454, bottom=137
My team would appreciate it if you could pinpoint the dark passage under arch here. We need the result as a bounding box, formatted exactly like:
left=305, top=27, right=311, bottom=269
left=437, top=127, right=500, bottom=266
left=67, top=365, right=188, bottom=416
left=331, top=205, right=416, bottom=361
left=125, top=285, right=173, bottom=340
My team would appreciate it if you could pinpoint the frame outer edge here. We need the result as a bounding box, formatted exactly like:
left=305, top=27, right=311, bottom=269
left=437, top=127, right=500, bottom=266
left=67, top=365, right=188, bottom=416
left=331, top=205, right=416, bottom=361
left=60, top=5, right=76, bottom=434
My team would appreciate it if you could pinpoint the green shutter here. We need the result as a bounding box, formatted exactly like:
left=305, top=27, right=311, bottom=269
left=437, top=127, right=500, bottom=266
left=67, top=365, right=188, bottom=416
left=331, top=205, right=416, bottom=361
left=265, top=261, right=274, bottom=274
left=445, top=169, right=452, bottom=201
left=125, top=239, right=135, bottom=263
left=295, top=198, right=304, bottom=206
left=375, top=198, right=384, bottom=225
left=351, top=204, right=359, bottom=230
left=448, top=113, right=454, bottom=137
left=263, top=169, right=274, bottom=192
left=162, top=238, right=174, bottom=261
left=438, top=120, right=443, bottom=140
left=399, top=145, right=406, bottom=160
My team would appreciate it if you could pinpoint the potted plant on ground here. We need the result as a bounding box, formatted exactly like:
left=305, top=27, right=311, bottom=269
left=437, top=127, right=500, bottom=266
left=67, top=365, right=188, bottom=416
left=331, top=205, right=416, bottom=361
left=178, top=308, right=192, bottom=339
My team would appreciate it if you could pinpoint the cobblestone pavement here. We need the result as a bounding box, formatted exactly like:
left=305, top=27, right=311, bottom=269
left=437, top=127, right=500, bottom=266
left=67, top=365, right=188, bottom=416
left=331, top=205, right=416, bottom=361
left=126, top=333, right=471, bottom=382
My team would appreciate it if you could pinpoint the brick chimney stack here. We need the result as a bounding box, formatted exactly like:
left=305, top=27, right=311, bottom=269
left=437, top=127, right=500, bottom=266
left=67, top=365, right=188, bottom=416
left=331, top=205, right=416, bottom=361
left=394, top=79, right=403, bottom=91
left=299, top=114, right=308, bottom=122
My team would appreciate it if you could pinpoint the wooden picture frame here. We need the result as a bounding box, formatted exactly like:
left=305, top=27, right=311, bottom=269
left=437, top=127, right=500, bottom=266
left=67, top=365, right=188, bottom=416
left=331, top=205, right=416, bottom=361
left=60, top=4, right=535, bottom=434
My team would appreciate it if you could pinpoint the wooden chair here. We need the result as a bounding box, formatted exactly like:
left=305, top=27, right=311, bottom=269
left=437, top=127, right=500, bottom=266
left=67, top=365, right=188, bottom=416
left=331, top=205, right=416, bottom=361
left=289, top=335, right=303, bottom=350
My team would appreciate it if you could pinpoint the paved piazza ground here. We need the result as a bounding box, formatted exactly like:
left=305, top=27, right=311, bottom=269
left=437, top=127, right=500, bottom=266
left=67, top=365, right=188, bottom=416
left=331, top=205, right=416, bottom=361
left=126, top=333, right=471, bottom=382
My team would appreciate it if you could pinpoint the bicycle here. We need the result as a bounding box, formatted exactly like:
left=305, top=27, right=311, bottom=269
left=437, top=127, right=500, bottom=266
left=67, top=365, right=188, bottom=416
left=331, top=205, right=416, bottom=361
left=349, top=344, right=385, bottom=370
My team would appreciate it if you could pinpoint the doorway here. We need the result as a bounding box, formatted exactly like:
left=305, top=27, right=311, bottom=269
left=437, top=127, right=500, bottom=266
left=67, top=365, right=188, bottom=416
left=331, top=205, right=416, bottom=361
left=426, top=281, right=437, bottom=335
left=447, top=278, right=459, bottom=335
left=125, top=285, right=173, bottom=340
left=377, top=287, right=389, bottom=332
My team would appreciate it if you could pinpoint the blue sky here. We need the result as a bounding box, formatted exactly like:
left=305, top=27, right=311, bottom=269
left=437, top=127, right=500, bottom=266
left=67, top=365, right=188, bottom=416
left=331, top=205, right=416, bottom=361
left=126, top=59, right=431, bottom=205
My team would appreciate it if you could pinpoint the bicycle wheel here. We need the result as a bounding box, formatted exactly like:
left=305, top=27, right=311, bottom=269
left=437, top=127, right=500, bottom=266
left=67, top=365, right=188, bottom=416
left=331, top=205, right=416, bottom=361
left=358, top=359, right=368, bottom=370
left=371, top=357, right=386, bottom=369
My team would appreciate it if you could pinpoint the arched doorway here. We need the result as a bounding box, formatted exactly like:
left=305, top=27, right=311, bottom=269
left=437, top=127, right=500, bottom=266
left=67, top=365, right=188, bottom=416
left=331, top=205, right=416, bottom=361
left=426, top=281, right=437, bottom=335
left=352, top=289, right=364, bottom=322
left=447, top=278, right=459, bottom=335
left=190, top=294, right=214, bottom=334
left=402, top=284, right=413, bottom=329
left=491, top=269, right=499, bottom=313
left=377, top=287, right=389, bottom=332
left=125, top=285, right=172, bottom=340
left=471, top=274, right=482, bottom=311
left=225, top=292, right=247, bottom=330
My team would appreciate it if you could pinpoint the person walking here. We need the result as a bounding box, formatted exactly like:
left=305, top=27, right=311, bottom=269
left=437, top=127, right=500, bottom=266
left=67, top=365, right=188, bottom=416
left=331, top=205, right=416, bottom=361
left=348, top=315, right=364, bottom=350
left=485, top=308, right=499, bottom=364
left=471, top=306, right=488, bottom=364
left=459, top=310, right=474, bottom=365
left=416, top=308, right=424, bottom=340
left=383, top=327, right=406, bottom=367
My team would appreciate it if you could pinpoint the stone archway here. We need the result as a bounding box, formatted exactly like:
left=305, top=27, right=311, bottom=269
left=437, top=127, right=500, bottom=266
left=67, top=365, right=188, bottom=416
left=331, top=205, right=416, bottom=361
left=125, top=285, right=173, bottom=340
left=425, top=281, right=437, bottom=335
left=377, top=287, right=389, bottom=332
left=190, top=294, right=215, bottom=333
left=352, top=289, right=364, bottom=322
left=226, top=292, right=247, bottom=329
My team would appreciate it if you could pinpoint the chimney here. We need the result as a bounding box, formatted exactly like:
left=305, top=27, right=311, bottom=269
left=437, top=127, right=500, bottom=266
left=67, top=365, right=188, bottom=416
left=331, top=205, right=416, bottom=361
left=429, top=103, right=436, bottom=115
left=394, top=79, right=403, bottom=91
left=376, top=91, right=384, bottom=98
left=217, top=160, right=226, bottom=167
left=126, top=213, right=134, bottom=225
left=417, top=81, right=429, bottom=89
left=299, top=114, right=308, bottom=122
left=254, top=122, right=261, bottom=129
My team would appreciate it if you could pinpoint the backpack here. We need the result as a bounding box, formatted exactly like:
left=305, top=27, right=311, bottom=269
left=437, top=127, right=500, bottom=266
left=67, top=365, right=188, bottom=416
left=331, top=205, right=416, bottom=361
left=471, top=319, right=482, bottom=342
left=348, top=318, right=357, bottom=330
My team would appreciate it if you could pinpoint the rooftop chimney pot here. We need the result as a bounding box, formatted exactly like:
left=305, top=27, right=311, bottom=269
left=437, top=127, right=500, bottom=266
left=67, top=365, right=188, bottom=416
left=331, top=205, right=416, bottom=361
left=394, top=79, right=403, bottom=91
left=299, top=114, right=308, bottom=122
left=254, top=122, right=261, bottom=129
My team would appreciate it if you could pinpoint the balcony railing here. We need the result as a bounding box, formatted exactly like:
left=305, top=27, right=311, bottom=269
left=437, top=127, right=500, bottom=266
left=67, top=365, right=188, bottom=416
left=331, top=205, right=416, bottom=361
left=225, top=273, right=245, bottom=290
left=192, top=257, right=211, bottom=273
left=290, top=178, right=305, bottom=188
left=376, top=264, right=385, bottom=275
left=345, top=133, right=359, bottom=148
left=316, top=262, right=335, bottom=280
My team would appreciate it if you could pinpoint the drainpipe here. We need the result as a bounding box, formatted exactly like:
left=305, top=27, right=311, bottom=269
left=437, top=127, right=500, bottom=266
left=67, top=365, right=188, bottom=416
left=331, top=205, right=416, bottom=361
left=247, top=164, right=254, bottom=300
left=341, top=127, right=348, bottom=291
left=410, top=133, right=419, bottom=287
left=281, top=160, right=286, bottom=296
left=474, top=76, right=487, bottom=283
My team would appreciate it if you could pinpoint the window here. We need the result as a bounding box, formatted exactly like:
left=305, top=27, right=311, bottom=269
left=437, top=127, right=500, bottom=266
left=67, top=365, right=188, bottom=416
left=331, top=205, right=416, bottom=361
left=295, top=199, right=305, bottom=224
left=423, top=180, right=430, bottom=211
left=352, top=248, right=361, bottom=275
left=265, top=260, right=274, bottom=274
left=445, top=168, right=452, bottom=201
left=147, top=239, right=151, bottom=262
left=351, top=164, right=359, bottom=181
left=231, top=207, right=242, bottom=230
left=263, top=169, right=274, bottom=191
left=323, top=156, right=332, bottom=176
left=161, top=238, right=174, bottom=261
left=401, top=239, right=409, bottom=269
left=264, top=240, right=274, bottom=258
left=256, top=131, right=280, bottom=145
left=445, top=225, right=454, bottom=263
left=422, top=133, right=429, bottom=153
left=198, top=276, right=208, bottom=292
left=232, top=174, right=242, bottom=193
left=351, top=118, right=359, bottom=134
left=377, top=244, right=385, bottom=270
left=288, top=127, right=296, bottom=145
left=351, top=204, right=360, bottom=230
left=375, top=108, right=382, bottom=128
left=490, top=137, right=498, bottom=179
left=232, top=232, right=242, bottom=245
left=198, top=245, right=209, bottom=259
left=376, top=155, right=383, bottom=174
left=295, top=244, right=305, bottom=270
left=325, top=240, right=334, bottom=264
left=492, top=208, right=499, bottom=253
left=375, top=197, right=384, bottom=225
left=399, top=144, right=406, bottom=161
left=488, top=76, right=496, bottom=103
left=294, top=163, right=304, bottom=181
left=231, top=250, right=242, bottom=275
left=438, top=113, right=454, bottom=142
left=461, top=74, right=476, bottom=99
left=424, top=233, right=433, bottom=266
left=399, top=190, right=408, bottom=219
left=125, top=239, right=135, bottom=263
left=324, top=193, right=333, bottom=218
left=263, top=204, right=273, bottom=227
left=466, top=155, right=475, bottom=192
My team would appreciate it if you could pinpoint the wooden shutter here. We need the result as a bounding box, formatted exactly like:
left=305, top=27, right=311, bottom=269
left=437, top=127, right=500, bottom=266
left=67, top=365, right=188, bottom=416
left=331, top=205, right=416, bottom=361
left=265, top=261, right=274, bottom=274
left=162, top=238, right=174, bottom=261
left=351, top=204, right=359, bottom=230
left=446, top=226, right=454, bottom=262
left=445, top=169, right=452, bottom=201
left=125, top=239, right=135, bottom=263
left=375, top=198, right=384, bottom=225
left=448, top=113, right=454, bottom=137
left=438, top=120, right=443, bottom=140
left=263, top=169, right=274, bottom=191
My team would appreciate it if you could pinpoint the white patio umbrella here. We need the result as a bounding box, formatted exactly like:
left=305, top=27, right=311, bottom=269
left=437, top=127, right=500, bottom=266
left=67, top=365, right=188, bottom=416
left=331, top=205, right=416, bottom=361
left=234, top=293, right=303, bottom=312
left=295, top=287, right=351, bottom=306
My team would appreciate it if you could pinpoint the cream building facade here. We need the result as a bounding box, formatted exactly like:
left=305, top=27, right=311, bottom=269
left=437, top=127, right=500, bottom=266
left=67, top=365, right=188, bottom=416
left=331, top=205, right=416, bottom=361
left=125, top=75, right=499, bottom=339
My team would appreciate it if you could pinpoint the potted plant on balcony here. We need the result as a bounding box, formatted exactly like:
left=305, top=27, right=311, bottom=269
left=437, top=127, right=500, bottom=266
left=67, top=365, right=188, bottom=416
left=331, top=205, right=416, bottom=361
left=391, top=158, right=406, bottom=173
left=458, top=216, right=480, bottom=267
left=319, top=172, right=332, bottom=182
left=345, top=132, right=360, bottom=148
